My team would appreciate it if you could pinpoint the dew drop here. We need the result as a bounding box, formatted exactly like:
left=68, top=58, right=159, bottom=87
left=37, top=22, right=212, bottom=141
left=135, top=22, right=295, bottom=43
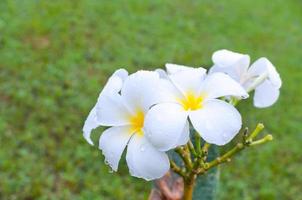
left=222, top=133, right=229, bottom=141
left=140, top=145, right=145, bottom=152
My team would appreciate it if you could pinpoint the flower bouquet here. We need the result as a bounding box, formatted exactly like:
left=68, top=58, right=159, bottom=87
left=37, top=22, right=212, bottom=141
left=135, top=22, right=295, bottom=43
left=83, top=50, right=281, bottom=200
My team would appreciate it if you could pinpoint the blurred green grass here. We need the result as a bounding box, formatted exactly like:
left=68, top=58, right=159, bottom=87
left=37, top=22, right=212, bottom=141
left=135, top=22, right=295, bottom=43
left=0, top=0, right=301, bottom=199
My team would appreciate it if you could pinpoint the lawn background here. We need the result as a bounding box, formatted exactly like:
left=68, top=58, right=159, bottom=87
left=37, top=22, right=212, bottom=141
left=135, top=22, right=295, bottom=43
left=0, top=0, right=301, bottom=199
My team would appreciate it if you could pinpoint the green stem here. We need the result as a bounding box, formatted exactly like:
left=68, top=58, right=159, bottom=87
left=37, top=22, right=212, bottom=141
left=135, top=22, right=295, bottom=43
left=175, top=147, right=193, bottom=171
left=195, top=133, right=201, bottom=155
left=188, top=140, right=197, bottom=156
left=247, top=123, right=265, bottom=141
left=205, top=133, right=273, bottom=170
left=250, top=134, right=273, bottom=146
left=206, top=143, right=244, bottom=169
left=170, top=159, right=186, bottom=177
left=183, top=177, right=196, bottom=200
left=202, top=143, right=210, bottom=157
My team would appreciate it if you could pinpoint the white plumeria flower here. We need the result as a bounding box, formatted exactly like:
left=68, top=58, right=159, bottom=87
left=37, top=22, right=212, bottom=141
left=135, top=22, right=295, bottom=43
left=210, top=49, right=282, bottom=108
left=145, top=64, right=249, bottom=150
left=83, top=70, right=170, bottom=181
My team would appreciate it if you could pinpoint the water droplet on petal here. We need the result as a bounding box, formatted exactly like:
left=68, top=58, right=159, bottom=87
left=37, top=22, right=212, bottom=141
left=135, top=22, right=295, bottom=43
left=222, top=133, right=229, bottom=141
left=140, top=144, right=145, bottom=152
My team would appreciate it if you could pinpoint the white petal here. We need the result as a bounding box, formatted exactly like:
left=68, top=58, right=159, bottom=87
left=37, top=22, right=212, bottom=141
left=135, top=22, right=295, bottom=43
left=83, top=69, right=128, bottom=144
left=248, top=57, right=282, bottom=88
left=144, top=103, right=188, bottom=151
left=212, top=49, right=250, bottom=69
left=158, top=79, right=185, bottom=103
left=254, top=80, right=280, bottom=108
left=166, top=63, right=206, bottom=75
left=247, top=58, right=266, bottom=76
left=121, top=70, right=163, bottom=112
left=169, top=67, right=206, bottom=95
left=200, top=73, right=248, bottom=99
left=176, top=120, right=190, bottom=146
left=154, top=69, right=185, bottom=102
left=209, top=65, right=225, bottom=74
left=267, top=61, right=282, bottom=88
left=102, top=69, right=128, bottom=95
left=146, top=70, right=185, bottom=105
left=209, top=64, right=241, bottom=83
left=83, top=106, right=99, bottom=145
left=189, top=99, right=242, bottom=145
left=96, top=93, right=132, bottom=126
left=99, top=126, right=133, bottom=171
left=155, top=68, right=168, bottom=79
left=160, top=66, right=203, bottom=103
left=126, top=134, right=170, bottom=181
left=211, top=50, right=250, bottom=82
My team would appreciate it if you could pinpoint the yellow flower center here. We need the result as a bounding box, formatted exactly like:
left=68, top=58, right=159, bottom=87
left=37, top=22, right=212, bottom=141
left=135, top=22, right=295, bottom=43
left=129, top=110, right=145, bottom=136
left=179, top=92, right=204, bottom=111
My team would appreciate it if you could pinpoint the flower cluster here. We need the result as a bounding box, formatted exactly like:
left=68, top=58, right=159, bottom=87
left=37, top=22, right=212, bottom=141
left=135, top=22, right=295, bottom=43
left=83, top=49, right=281, bottom=181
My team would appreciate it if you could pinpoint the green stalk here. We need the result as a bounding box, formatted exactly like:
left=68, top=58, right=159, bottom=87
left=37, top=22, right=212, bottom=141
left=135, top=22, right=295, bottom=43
left=195, top=133, right=201, bottom=155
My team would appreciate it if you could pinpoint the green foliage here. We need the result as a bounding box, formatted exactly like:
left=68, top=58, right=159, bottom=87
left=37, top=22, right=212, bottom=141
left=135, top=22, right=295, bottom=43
left=0, top=0, right=301, bottom=199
